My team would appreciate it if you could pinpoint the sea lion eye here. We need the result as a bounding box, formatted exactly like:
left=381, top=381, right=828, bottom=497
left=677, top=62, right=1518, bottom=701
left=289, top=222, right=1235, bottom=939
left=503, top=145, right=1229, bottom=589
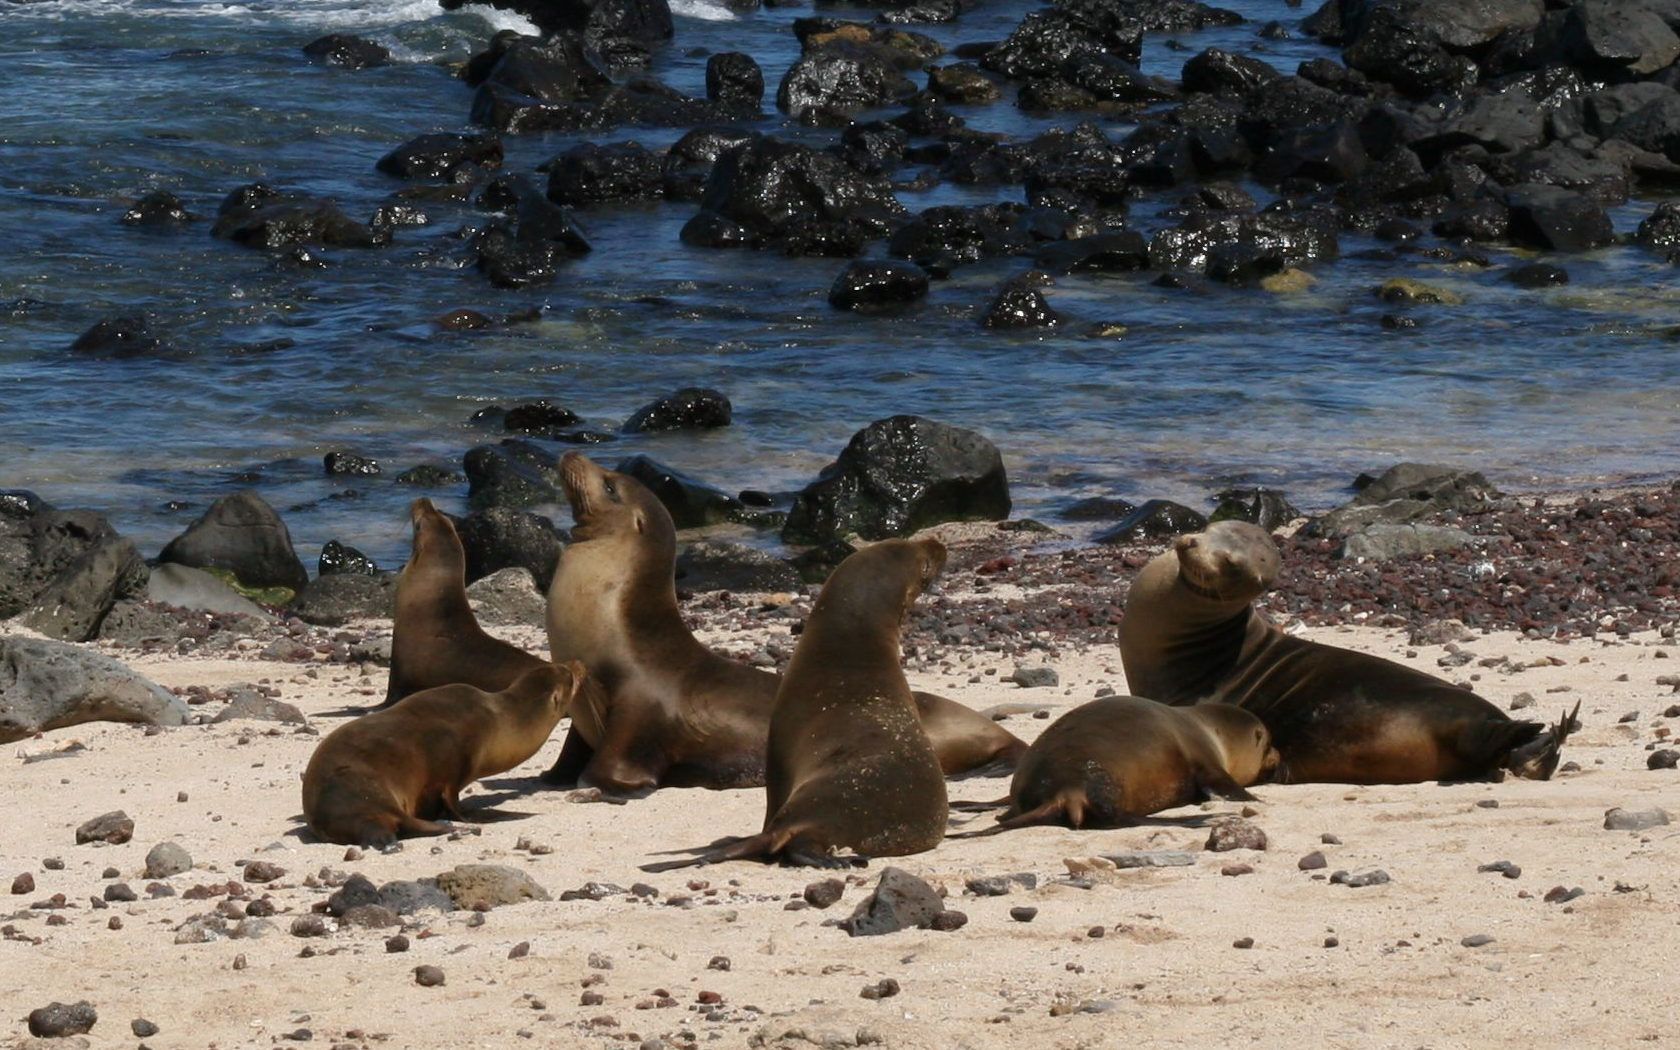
left=603, top=480, right=617, bottom=498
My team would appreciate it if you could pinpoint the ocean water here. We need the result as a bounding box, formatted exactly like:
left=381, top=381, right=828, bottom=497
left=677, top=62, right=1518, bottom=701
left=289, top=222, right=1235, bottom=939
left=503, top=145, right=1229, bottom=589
left=2, top=0, right=1677, bottom=568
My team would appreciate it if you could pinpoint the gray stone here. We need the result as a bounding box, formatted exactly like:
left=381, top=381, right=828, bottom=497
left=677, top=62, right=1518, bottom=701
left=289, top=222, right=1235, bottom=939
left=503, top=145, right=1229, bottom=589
left=376, top=879, right=456, bottom=914
left=1101, top=850, right=1197, bottom=868
left=1603, top=807, right=1671, bottom=831
left=434, top=864, right=551, bottom=909
left=843, top=867, right=945, bottom=936
left=1338, top=523, right=1475, bottom=561
left=1009, top=666, right=1058, bottom=688
left=1313, top=463, right=1500, bottom=537
left=145, top=563, right=271, bottom=619
left=465, top=567, right=546, bottom=626
left=144, top=842, right=192, bottom=878
left=0, top=637, right=187, bottom=744
left=1205, top=818, right=1267, bottom=852
left=210, top=688, right=307, bottom=726
left=1329, top=869, right=1392, bottom=887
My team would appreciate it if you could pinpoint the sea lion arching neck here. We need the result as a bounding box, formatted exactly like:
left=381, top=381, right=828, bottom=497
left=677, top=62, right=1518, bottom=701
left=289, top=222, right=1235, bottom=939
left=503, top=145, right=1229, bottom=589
left=551, top=531, right=708, bottom=667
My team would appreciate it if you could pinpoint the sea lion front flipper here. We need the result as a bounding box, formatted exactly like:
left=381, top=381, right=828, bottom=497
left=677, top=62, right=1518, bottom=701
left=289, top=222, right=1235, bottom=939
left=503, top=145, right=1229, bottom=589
left=1196, top=770, right=1258, bottom=803
left=639, top=827, right=802, bottom=873
left=395, top=813, right=454, bottom=839
left=541, top=728, right=596, bottom=788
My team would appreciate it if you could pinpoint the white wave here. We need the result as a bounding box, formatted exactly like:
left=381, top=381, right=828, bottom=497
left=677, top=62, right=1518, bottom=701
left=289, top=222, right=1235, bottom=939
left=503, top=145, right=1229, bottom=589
left=670, top=0, right=736, bottom=22
left=8, top=0, right=539, bottom=35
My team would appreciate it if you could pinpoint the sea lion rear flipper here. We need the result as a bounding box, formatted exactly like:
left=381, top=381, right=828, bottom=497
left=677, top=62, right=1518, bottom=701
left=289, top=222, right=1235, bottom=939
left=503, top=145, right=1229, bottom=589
left=948, top=798, right=1073, bottom=839
left=1456, top=716, right=1547, bottom=778
left=1504, top=702, right=1581, bottom=781
left=949, top=796, right=1012, bottom=813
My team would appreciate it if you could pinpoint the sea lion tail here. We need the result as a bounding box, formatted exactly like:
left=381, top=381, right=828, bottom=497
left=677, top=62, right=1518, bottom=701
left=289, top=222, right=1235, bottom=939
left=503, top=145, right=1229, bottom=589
left=1504, top=701, right=1582, bottom=781
left=948, top=799, right=1070, bottom=839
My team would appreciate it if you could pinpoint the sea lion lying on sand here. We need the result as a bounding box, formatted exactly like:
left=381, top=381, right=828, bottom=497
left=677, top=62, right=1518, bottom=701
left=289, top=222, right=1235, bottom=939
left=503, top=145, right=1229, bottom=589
left=1118, top=520, right=1575, bottom=784
left=955, top=696, right=1278, bottom=835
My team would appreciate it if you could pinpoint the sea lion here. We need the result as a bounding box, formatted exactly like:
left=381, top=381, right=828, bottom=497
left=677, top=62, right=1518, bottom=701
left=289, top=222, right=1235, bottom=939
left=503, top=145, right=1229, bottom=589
left=954, top=697, right=1278, bottom=835
left=643, top=538, right=950, bottom=870
left=381, top=498, right=548, bottom=708
left=542, top=452, right=1023, bottom=793
left=303, top=661, right=585, bottom=847
left=1118, top=520, right=1575, bottom=784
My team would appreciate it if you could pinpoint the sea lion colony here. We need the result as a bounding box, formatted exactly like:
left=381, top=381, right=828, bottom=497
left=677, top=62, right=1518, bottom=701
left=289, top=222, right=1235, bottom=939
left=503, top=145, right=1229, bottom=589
left=303, top=460, right=1578, bottom=866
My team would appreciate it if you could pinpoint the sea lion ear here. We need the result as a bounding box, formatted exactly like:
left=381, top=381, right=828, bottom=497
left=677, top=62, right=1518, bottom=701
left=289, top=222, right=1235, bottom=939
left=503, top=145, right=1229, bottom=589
left=1174, top=534, right=1199, bottom=554
left=633, top=512, right=645, bottom=535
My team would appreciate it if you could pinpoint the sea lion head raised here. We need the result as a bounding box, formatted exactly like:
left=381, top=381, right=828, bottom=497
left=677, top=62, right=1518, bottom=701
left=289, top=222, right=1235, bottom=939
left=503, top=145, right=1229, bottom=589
left=1174, top=521, right=1280, bottom=603
left=807, top=536, right=947, bottom=639
left=558, top=451, right=676, bottom=552
left=404, top=498, right=467, bottom=578
left=1192, top=702, right=1282, bottom=785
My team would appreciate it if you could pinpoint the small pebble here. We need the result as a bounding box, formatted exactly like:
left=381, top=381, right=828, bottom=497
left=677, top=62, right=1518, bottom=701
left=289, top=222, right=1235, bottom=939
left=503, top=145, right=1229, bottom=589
left=803, top=879, right=844, bottom=909
left=386, top=935, right=410, bottom=953
left=1009, top=906, right=1038, bottom=922
left=508, top=941, right=531, bottom=959
left=27, top=1001, right=98, bottom=1038
left=860, top=978, right=900, bottom=1000
left=1297, top=851, right=1327, bottom=871
left=133, top=1019, right=160, bottom=1037
left=1460, top=933, right=1494, bottom=948
left=11, top=873, right=34, bottom=895
left=1232, top=937, right=1254, bottom=949
left=414, top=965, right=446, bottom=987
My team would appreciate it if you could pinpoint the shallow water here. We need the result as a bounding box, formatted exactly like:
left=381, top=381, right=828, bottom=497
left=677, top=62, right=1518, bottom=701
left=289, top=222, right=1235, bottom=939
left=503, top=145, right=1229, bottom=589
left=2, top=0, right=1677, bottom=568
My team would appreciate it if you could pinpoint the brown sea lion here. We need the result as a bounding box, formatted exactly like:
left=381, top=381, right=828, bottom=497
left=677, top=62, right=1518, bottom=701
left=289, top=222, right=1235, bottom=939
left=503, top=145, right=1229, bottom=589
left=1117, top=520, right=1575, bottom=784
left=955, top=697, right=1279, bottom=835
left=380, top=498, right=548, bottom=708
left=303, top=661, right=585, bottom=847
left=541, top=452, right=1023, bottom=793
left=643, top=538, right=950, bottom=871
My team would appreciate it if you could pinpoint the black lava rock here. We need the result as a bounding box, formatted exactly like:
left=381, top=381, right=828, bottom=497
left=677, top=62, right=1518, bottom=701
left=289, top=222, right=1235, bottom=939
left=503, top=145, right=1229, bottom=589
left=211, top=183, right=388, bottom=249
left=982, top=272, right=1062, bottom=329
left=157, top=492, right=308, bottom=593
left=615, top=455, right=743, bottom=528
left=622, top=388, right=733, bottom=433
left=453, top=507, right=564, bottom=588
left=1095, top=499, right=1208, bottom=543
left=319, top=540, right=378, bottom=576
left=69, top=315, right=162, bottom=357
left=546, top=141, right=665, bottom=206
left=376, top=133, right=503, bottom=182
left=782, top=415, right=1010, bottom=544
left=121, top=190, right=195, bottom=228
left=302, top=34, right=391, bottom=69
left=829, top=260, right=930, bottom=310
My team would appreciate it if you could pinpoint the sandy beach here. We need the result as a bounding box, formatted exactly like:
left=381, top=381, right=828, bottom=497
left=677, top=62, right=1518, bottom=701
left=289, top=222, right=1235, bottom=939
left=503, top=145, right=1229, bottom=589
left=5, top=523, right=1678, bottom=1050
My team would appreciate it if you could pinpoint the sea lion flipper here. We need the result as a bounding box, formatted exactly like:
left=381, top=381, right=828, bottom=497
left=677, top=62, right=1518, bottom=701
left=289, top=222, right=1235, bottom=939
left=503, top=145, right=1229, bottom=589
left=395, top=813, right=453, bottom=839
left=949, top=796, right=1011, bottom=812
left=1196, top=771, right=1258, bottom=803
left=639, top=828, right=797, bottom=873
left=540, top=728, right=596, bottom=788
left=1504, top=701, right=1582, bottom=781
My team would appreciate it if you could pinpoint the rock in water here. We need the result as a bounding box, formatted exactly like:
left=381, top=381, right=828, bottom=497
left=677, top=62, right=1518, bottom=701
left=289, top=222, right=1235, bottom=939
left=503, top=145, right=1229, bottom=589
left=0, top=637, right=188, bottom=745
left=157, top=492, right=308, bottom=593
left=622, top=387, right=732, bottom=433
left=829, top=260, right=930, bottom=311
left=675, top=542, right=801, bottom=594
left=302, top=34, right=391, bottom=69
left=842, top=867, right=945, bottom=936
left=782, top=416, right=1010, bottom=544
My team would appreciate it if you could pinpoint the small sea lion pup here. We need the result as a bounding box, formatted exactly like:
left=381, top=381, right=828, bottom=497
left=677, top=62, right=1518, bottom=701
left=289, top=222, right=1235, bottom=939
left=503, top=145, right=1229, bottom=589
left=303, top=661, right=585, bottom=847
left=643, top=538, right=950, bottom=871
left=1118, top=520, right=1576, bottom=784
left=543, top=452, right=1023, bottom=793
left=380, top=498, right=549, bottom=708
left=956, top=697, right=1279, bottom=835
